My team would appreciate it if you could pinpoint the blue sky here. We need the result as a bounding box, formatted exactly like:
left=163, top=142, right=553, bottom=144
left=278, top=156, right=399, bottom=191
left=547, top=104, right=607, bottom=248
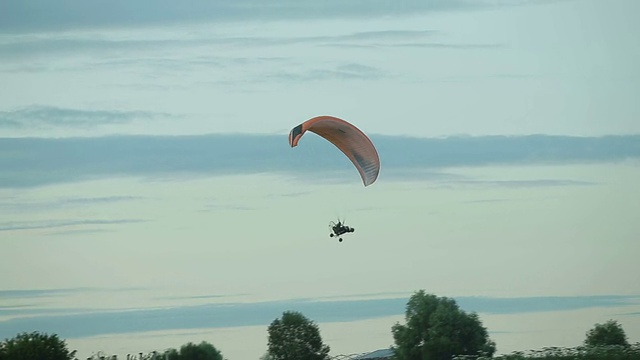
left=1, top=0, right=640, bottom=358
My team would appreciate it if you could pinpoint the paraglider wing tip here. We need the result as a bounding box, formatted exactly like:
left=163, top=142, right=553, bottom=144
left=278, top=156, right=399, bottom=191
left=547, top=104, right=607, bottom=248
left=364, top=176, right=379, bottom=186
left=288, top=124, right=304, bottom=147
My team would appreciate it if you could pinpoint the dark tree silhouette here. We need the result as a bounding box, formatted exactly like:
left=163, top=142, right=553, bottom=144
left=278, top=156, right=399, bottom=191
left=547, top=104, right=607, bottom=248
left=392, top=290, right=496, bottom=360
left=584, top=319, right=629, bottom=347
left=267, top=311, right=330, bottom=360
left=0, top=332, right=77, bottom=360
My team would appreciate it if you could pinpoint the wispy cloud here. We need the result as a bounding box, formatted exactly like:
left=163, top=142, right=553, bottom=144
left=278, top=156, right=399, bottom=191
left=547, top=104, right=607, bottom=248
left=198, top=204, right=256, bottom=213
left=325, top=42, right=504, bottom=50
left=0, top=219, right=147, bottom=233
left=265, top=191, right=313, bottom=198
left=0, top=29, right=502, bottom=68
left=0, top=288, right=94, bottom=299
left=0, top=196, right=145, bottom=213
left=0, top=29, right=499, bottom=82
left=0, top=0, right=506, bottom=34
left=46, top=228, right=116, bottom=237
left=0, top=30, right=439, bottom=57
left=618, top=312, right=640, bottom=316
left=154, top=293, right=250, bottom=301
left=435, top=179, right=597, bottom=189
left=265, top=64, right=385, bottom=82
left=0, top=106, right=171, bottom=130
left=0, top=134, right=638, bottom=189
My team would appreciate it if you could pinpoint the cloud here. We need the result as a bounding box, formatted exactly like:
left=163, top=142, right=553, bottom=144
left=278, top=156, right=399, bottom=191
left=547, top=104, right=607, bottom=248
left=0, top=288, right=93, bottom=299
left=373, top=134, right=640, bottom=168
left=0, top=134, right=638, bottom=189
left=0, top=29, right=497, bottom=79
left=0, top=195, right=142, bottom=234
left=265, top=64, right=385, bottom=82
left=265, top=191, right=312, bottom=198
left=619, top=312, right=640, bottom=316
left=154, top=293, right=251, bottom=301
left=435, top=179, right=597, bottom=189
left=198, top=204, right=256, bottom=213
left=0, top=106, right=170, bottom=130
left=456, top=295, right=640, bottom=315
left=0, top=0, right=495, bottom=33
left=0, top=287, right=148, bottom=320
left=0, top=219, right=147, bottom=233
left=0, top=294, right=637, bottom=339
left=0, top=29, right=499, bottom=63
left=325, top=42, right=504, bottom=50
left=0, top=196, right=145, bottom=213
left=46, top=228, right=116, bottom=237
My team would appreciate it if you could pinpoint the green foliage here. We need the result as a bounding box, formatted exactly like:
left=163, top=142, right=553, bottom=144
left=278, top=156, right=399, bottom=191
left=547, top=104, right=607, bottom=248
left=163, top=348, right=180, bottom=360
left=391, top=290, right=496, bottom=360
left=0, top=331, right=77, bottom=360
left=584, top=319, right=630, bottom=347
left=454, top=343, right=640, bottom=360
left=267, top=311, right=331, bottom=360
left=161, top=341, right=223, bottom=360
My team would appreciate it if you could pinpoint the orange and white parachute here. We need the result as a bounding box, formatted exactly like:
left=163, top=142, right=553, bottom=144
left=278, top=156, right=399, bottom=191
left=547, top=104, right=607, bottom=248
left=288, top=116, right=380, bottom=186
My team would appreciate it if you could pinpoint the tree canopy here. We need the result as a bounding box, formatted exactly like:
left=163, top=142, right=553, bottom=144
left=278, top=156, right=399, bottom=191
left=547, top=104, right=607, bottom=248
left=0, top=332, right=77, bottom=360
left=391, top=290, right=496, bottom=360
left=584, top=319, right=629, bottom=347
left=161, top=341, right=223, bottom=360
left=267, top=311, right=330, bottom=360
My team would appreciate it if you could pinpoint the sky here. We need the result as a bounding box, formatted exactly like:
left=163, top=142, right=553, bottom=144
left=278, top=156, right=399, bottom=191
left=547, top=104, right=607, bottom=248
left=1, top=0, right=640, bottom=359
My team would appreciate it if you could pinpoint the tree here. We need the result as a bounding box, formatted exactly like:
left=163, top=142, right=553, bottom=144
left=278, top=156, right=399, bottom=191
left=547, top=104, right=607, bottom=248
left=162, top=341, right=223, bottom=360
left=584, top=319, right=629, bottom=347
left=267, top=311, right=330, bottom=360
left=0, top=332, right=77, bottom=360
left=163, top=348, right=180, bottom=360
left=391, top=291, right=496, bottom=360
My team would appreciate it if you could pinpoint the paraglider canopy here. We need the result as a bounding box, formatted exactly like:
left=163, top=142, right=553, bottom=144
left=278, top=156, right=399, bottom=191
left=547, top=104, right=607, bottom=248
left=288, top=115, right=380, bottom=187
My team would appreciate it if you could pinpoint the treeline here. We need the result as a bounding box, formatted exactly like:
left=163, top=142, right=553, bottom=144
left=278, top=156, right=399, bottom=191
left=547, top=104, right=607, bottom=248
left=473, top=343, right=640, bottom=360
left=1, top=290, right=638, bottom=360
